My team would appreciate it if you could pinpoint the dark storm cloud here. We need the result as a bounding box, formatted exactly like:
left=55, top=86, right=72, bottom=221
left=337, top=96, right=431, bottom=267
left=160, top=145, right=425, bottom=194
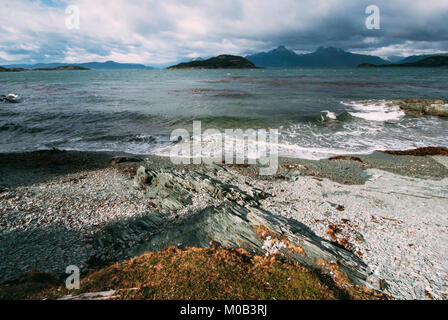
left=0, top=0, right=447, bottom=65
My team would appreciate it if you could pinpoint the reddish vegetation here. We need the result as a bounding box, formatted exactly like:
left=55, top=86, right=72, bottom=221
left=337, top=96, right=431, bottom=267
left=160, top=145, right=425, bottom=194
left=109, top=156, right=142, bottom=177
left=325, top=223, right=355, bottom=253
left=0, top=244, right=385, bottom=300
left=378, top=147, right=448, bottom=156
left=328, top=156, right=364, bottom=163
left=0, top=271, right=58, bottom=300
left=424, top=290, right=435, bottom=300
left=316, top=260, right=386, bottom=299
left=326, top=223, right=342, bottom=241
left=78, top=246, right=384, bottom=300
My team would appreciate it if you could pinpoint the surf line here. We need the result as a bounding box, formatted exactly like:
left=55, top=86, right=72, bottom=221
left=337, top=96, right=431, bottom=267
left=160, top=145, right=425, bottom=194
left=169, top=120, right=279, bottom=175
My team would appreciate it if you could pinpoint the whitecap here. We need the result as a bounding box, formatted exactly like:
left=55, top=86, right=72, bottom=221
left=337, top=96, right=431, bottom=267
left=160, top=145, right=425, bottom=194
left=341, top=100, right=405, bottom=122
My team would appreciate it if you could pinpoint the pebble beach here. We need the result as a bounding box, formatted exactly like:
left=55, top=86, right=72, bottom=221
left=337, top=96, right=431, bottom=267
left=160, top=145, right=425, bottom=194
left=0, top=149, right=447, bottom=299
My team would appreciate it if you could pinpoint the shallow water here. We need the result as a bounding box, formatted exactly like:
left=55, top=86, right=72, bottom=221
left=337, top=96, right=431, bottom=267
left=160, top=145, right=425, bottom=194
left=0, top=68, right=447, bottom=159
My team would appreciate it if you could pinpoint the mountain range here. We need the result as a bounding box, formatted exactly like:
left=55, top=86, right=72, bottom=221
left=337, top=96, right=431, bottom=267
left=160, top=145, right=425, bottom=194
left=245, top=46, right=448, bottom=68
left=2, top=48, right=448, bottom=70
left=245, top=46, right=389, bottom=67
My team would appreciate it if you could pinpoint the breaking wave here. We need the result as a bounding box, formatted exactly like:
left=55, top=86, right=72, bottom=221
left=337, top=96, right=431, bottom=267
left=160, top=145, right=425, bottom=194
left=341, top=100, right=405, bottom=122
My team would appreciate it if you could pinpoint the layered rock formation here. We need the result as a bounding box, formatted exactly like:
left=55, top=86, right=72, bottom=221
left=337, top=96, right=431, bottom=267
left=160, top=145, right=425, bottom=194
left=91, top=163, right=380, bottom=292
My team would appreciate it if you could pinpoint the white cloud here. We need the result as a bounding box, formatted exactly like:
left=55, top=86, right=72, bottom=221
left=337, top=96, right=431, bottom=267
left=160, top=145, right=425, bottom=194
left=0, top=0, right=447, bottom=65
left=354, top=41, right=448, bottom=59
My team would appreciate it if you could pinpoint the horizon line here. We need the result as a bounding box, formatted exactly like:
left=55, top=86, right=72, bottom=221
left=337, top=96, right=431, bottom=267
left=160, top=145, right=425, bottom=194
left=2, top=45, right=448, bottom=67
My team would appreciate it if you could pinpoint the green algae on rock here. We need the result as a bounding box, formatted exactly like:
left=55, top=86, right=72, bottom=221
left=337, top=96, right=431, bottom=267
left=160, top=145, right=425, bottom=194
left=389, top=99, right=448, bottom=117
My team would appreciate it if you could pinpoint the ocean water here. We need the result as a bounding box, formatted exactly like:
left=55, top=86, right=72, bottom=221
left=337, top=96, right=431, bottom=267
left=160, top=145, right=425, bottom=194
left=0, top=68, right=447, bottom=159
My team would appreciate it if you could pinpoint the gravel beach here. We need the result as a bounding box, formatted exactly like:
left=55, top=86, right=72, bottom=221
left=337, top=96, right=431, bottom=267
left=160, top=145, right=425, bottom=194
left=0, top=150, right=447, bottom=300
left=256, top=164, right=448, bottom=299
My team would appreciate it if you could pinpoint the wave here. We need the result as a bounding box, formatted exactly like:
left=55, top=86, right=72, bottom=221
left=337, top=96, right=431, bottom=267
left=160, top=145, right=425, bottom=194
left=0, top=122, right=46, bottom=134
left=319, top=110, right=337, bottom=121
left=150, top=128, right=382, bottom=161
left=319, top=110, right=354, bottom=122
left=341, top=100, right=405, bottom=122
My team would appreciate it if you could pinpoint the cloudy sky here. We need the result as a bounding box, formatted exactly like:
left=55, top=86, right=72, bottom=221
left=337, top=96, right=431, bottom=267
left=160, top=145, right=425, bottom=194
left=1, top=0, right=448, bottom=66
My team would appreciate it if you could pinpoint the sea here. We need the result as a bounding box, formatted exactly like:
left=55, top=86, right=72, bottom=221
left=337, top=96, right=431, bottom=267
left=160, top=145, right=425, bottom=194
left=1, top=68, right=447, bottom=160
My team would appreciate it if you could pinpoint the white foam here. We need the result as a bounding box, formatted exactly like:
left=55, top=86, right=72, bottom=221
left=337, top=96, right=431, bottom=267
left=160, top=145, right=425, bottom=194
left=152, top=131, right=376, bottom=161
left=275, top=141, right=376, bottom=160
left=342, top=100, right=405, bottom=122
left=320, top=110, right=337, bottom=121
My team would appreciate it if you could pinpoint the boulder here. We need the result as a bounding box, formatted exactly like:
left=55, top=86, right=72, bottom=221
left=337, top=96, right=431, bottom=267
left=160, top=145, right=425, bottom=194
left=133, top=166, right=153, bottom=189
left=336, top=111, right=354, bottom=121
left=392, top=98, right=448, bottom=117
left=1, top=93, right=21, bottom=103
left=133, top=165, right=268, bottom=211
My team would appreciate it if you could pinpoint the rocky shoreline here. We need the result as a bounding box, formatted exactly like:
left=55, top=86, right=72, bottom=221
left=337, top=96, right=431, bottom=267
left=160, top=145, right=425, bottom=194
left=390, top=99, right=448, bottom=118
left=1, top=149, right=447, bottom=299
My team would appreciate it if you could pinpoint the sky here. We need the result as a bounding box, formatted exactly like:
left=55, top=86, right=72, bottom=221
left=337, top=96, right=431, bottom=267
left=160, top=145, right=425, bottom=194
left=1, top=0, right=448, bottom=66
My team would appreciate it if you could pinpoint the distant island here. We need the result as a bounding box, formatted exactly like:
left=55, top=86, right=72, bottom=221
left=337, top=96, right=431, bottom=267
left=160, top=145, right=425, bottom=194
left=33, top=65, right=89, bottom=71
left=0, top=65, right=89, bottom=72
left=167, top=55, right=258, bottom=69
left=0, top=67, right=27, bottom=72
left=393, top=53, right=448, bottom=64
left=358, top=56, right=448, bottom=68
left=2, top=60, right=151, bottom=70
